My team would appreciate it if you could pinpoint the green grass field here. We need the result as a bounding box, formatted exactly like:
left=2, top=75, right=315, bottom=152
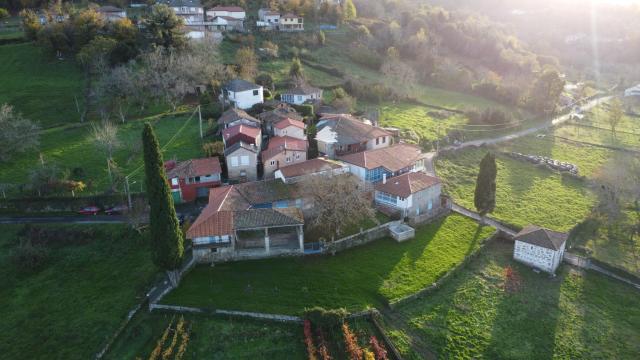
left=105, top=312, right=306, bottom=359
left=437, top=147, right=597, bottom=231
left=384, top=241, right=640, bottom=359
left=0, top=112, right=205, bottom=195
left=0, top=43, right=84, bottom=128
left=163, top=214, right=494, bottom=314
left=0, top=224, right=157, bottom=359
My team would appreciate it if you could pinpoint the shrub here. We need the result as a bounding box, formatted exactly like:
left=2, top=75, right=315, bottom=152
left=263, top=88, right=273, bottom=100
left=292, top=104, right=315, bottom=117
left=304, top=319, right=318, bottom=360
left=304, top=307, right=348, bottom=329
left=203, top=141, right=224, bottom=157
left=342, top=323, right=363, bottom=360
left=256, top=73, right=274, bottom=89
left=369, top=336, right=388, bottom=360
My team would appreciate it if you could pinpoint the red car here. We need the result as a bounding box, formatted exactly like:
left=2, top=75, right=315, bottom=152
left=105, top=205, right=128, bottom=215
left=78, top=206, right=100, bottom=215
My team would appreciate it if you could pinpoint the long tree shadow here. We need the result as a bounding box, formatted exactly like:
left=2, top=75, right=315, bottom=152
left=483, top=258, right=562, bottom=359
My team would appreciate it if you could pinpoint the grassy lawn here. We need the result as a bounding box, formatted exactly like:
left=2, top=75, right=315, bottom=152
left=437, top=147, right=597, bottom=231
left=163, top=214, right=494, bottom=314
left=260, top=59, right=344, bottom=88
left=0, top=112, right=205, bottom=195
left=384, top=241, right=640, bottom=359
left=0, top=43, right=84, bottom=128
left=570, top=212, right=640, bottom=276
left=378, top=102, right=468, bottom=142
left=0, top=224, right=157, bottom=359
left=105, top=312, right=306, bottom=359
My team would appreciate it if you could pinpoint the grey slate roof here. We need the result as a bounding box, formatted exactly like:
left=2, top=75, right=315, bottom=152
left=223, top=79, right=261, bottom=92
left=217, top=108, right=260, bottom=126
left=234, top=208, right=304, bottom=229
left=283, top=83, right=322, bottom=96
left=515, top=225, right=568, bottom=251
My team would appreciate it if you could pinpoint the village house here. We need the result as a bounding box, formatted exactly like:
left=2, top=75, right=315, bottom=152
left=281, top=84, right=323, bottom=105
left=158, top=0, right=206, bottom=39
left=96, top=6, right=127, bottom=22
left=513, top=225, right=568, bottom=274
left=259, top=104, right=304, bottom=134
left=272, top=117, right=306, bottom=140
left=257, top=8, right=281, bottom=29
left=315, top=114, right=392, bottom=158
left=262, top=136, right=309, bottom=178
left=217, top=108, right=261, bottom=130
left=220, top=79, right=264, bottom=110
left=187, top=183, right=305, bottom=263
left=224, top=142, right=259, bottom=181
left=374, top=172, right=442, bottom=219
left=275, top=157, right=349, bottom=184
left=165, top=157, right=222, bottom=203
left=222, top=124, right=262, bottom=148
left=206, top=5, right=246, bottom=20
left=338, top=143, right=428, bottom=183
left=280, top=13, right=304, bottom=31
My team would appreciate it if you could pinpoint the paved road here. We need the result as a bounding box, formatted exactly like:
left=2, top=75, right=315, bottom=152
left=0, top=215, right=126, bottom=224
left=441, top=96, right=612, bottom=152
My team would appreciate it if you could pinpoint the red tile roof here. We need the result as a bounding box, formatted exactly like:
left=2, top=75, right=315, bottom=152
left=338, top=143, right=426, bottom=172
left=374, top=172, right=441, bottom=198
left=166, top=158, right=221, bottom=179
left=278, top=158, right=344, bottom=178
left=186, top=208, right=234, bottom=239
left=261, top=136, right=308, bottom=161
left=273, top=117, right=305, bottom=130
left=223, top=124, right=260, bottom=140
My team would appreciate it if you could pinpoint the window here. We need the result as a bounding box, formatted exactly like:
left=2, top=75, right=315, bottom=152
left=376, top=138, right=379, bottom=145
left=241, top=156, right=250, bottom=166
left=375, top=191, right=397, bottom=206
left=428, top=200, right=433, bottom=210
left=270, top=160, right=275, bottom=166
left=253, top=90, right=259, bottom=96
left=297, top=95, right=303, bottom=102
left=194, top=176, right=200, bottom=183
left=171, top=178, right=179, bottom=186
left=295, top=153, right=301, bottom=159
left=382, top=136, right=386, bottom=143
left=286, top=157, right=291, bottom=163
left=230, top=156, right=239, bottom=167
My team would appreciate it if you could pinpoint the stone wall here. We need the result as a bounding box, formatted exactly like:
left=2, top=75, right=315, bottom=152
left=324, top=221, right=402, bottom=254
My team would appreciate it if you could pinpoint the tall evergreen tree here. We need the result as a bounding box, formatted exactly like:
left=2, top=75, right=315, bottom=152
left=474, top=152, right=497, bottom=216
left=142, top=123, right=184, bottom=284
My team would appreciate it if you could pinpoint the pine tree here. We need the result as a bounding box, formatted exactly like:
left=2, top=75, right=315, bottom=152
left=142, top=123, right=184, bottom=284
left=474, top=152, right=497, bottom=216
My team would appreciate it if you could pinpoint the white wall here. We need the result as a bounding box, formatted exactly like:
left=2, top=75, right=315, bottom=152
left=514, top=240, right=564, bottom=273
left=228, top=88, right=264, bottom=109
left=366, top=135, right=391, bottom=151
left=274, top=126, right=305, bottom=140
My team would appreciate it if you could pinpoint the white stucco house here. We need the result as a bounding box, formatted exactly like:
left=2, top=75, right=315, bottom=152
left=158, top=0, right=206, bottom=39
left=513, top=225, right=568, bottom=274
left=374, top=172, right=442, bottom=219
left=207, top=5, right=245, bottom=20
left=281, top=84, right=323, bottom=105
left=315, top=114, right=392, bottom=158
left=220, top=79, right=264, bottom=110
left=624, top=84, right=640, bottom=97
left=273, top=118, right=306, bottom=140
left=257, top=8, right=281, bottom=29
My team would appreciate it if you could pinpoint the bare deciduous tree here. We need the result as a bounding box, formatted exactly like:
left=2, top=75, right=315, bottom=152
left=0, top=104, right=40, bottom=162
left=91, top=121, right=120, bottom=183
left=302, top=174, right=376, bottom=240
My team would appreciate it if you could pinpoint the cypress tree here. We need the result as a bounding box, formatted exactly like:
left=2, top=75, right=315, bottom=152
left=142, top=123, right=184, bottom=277
left=474, top=152, right=497, bottom=216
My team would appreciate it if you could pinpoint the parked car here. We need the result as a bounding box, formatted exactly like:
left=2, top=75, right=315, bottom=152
left=105, top=205, right=128, bottom=215
left=78, top=206, right=100, bottom=215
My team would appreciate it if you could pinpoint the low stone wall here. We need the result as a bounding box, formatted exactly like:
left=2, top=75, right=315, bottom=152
left=324, top=221, right=402, bottom=254
left=388, top=230, right=502, bottom=309
left=149, top=304, right=303, bottom=323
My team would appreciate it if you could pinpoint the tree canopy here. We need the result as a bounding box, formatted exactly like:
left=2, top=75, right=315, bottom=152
left=474, top=152, right=497, bottom=216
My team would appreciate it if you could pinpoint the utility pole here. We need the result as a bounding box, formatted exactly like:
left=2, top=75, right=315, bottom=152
left=125, top=176, right=132, bottom=210
left=198, top=105, right=203, bottom=139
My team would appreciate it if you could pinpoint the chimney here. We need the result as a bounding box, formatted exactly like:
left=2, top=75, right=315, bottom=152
left=383, top=173, right=387, bottom=184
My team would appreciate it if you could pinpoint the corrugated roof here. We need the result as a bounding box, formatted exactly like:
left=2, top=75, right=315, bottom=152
left=515, top=225, right=568, bottom=251
left=166, top=158, right=221, bottom=179
left=234, top=208, right=304, bottom=229
left=278, top=158, right=344, bottom=178
left=316, top=114, right=390, bottom=144
left=374, top=172, right=440, bottom=198
left=338, top=143, right=426, bottom=172
left=261, top=136, right=308, bottom=161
